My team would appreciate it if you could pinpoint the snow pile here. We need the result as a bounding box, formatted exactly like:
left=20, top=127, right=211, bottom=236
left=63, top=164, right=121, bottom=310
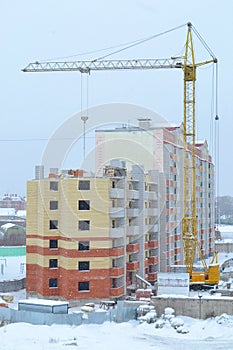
left=137, top=303, right=233, bottom=339
left=80, top=305, right=95, bottom=313
left=138, top=306, right=187, bottom=334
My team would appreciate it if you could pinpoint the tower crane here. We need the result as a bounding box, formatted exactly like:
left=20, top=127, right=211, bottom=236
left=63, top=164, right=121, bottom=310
left=23, top=22, right=220, bottom=287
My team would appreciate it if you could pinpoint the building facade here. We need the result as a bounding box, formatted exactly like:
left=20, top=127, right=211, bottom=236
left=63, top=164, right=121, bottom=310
left=95, top=119, right=215, bottom=272
left=26, top=163, right=160, bottom=300
left=26, top=119, right=215, bottom=301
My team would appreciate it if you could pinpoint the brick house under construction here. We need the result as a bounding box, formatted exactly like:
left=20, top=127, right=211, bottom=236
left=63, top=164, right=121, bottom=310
left=26, top=120, right=215, bottom=301
left=95, top=120, right=215, bottom=271
left=26, top=163, right=160, bottom=300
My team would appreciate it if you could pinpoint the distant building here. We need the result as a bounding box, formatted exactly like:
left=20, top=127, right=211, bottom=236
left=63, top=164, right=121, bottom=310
left=0, top=246, right=26, bottom=286
left=0, top=223, right=26, bottom=246
left=0, top=194, right=26, bottom=210
left=0, top=195, right=26, bottom=290
left=0, top=208, right=26, bottom=228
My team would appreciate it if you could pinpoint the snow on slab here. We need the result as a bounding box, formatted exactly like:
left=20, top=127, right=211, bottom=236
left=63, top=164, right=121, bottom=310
left=80, top=305, right=95, bottom=312
left=219, top=225, right=233, bottom=233
left=157, top=272, right=189, bottom=296
left=157, top=294, right=190, bottom=299
left=205, top=252, right=233, bottom=267
left=16, top=210, right=26, bottom=218
left=0, top=296, right=7, bottom=304
left=156, top=293, right=233, bottom=300
left=18, top=298, right=68, bottom=306
left=217, top=239, right=233, bottom=243
left=0, top=208, right=16, bottom=216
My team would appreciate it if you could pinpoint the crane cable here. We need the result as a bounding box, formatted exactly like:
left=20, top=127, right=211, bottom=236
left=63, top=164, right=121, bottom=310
left=191, top=23, right=220, bottom=230
left=80, top=68, right=90, bottom=161
left=191, top=24, right=216, bottom=60
left=93, top=23, right=187, bottom=61
left=40, top=24, right=186, bottom=63
left=215, top=62, right=220, bottom=228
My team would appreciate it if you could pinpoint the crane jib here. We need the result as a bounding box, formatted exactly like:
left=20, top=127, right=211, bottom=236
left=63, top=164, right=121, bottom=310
left=22, top=23, right=220, bottom=288
left=22, top=59, right=184, bottom=73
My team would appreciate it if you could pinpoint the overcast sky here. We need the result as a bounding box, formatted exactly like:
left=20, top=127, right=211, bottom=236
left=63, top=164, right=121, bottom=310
left=0, top=0, right=232, bottom=196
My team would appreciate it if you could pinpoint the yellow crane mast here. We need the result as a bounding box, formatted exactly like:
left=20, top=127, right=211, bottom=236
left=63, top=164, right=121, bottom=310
left=182, top=24, right=219, bottom=286
left=23, top=22, right=220, bottom=287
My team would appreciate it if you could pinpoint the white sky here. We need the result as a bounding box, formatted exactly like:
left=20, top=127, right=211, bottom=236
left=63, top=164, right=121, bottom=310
left=0, top=0, right=232, bottom=196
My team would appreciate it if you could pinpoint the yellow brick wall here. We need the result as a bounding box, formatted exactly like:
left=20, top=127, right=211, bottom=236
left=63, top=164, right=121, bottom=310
left=27, top=253, right=111, bottom=269
left=27, top=177, right=112, bottom=244
left=26, top=181, right=39, bottom=236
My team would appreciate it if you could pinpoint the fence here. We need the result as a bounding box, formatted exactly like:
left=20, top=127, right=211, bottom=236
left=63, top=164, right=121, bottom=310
left=0, top=278, right=26, bottom=292
left=1, top=297, right=233, bottom=325
left=151, top=296, right=233, bottom=319
left=0, top=306, right=117, bottom=326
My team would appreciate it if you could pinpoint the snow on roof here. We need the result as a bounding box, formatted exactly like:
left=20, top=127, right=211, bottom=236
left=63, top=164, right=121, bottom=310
left=0, top=208, right=16, bottom=216
left=206, top=252, right=233, bottom=267
left=219, top=225, right=233, bottom=233
left=216, top=239, right=233, bottom=243
left=215, top=225, right=233, bottom=242
left=16, top=210, right=26, bottom=218
left=155, top=294, right=233, bottom=300
left=19, top=298, right=68, bottom=306
left=1, top=223, right=15, bottom=230
left=158, top=272, right=189, bottom=279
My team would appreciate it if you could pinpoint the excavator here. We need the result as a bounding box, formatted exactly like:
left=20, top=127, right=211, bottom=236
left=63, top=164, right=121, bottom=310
left=22, top=22, right=220, bottom=288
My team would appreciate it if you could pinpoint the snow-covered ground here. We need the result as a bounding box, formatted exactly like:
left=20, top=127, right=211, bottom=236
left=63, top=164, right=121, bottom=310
left=1, top=315, right=233, bottom=349
left=1, top=225, right=233, bottom=349
left=1, top=289, right=233, bottom=349
left=0, top=292, right=233, bottom=349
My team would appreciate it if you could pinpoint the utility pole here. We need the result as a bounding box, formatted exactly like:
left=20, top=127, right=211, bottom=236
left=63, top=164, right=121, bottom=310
left=198, top=292, right=203, bottom=319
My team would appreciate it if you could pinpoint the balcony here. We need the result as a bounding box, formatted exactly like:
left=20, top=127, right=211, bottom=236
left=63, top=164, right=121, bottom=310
left=126, top=243, right=140, bottom=253
left=109, top=227, right=124, bottom=238
left=174, top=247, right=181, bottom=254
left=109, top=188, right=125, bottom=199
left=148, top=240, right=158, bottom=249
left=110, top=267, right=124, bottom=277
left=148, top=192, right=157, bottom=200
left=148, top=256, right=158, bottom=264
left=151, top=224, right=159, bottom=232
left=110, top=285, right=125, bottom=297
left=144, top=191, right=149, bottom=200
left=148, top=272, right=157, bottom=281
left=144, top=241, right=149, bottom=250
left=126, top=225, right=139, bottom=236
left=148, top=208, right=158, bottom=217
left=110, top=207, right=125, bottom=218
left=144, top=258, right=149, bottom=268
left=127, top=261, right=140, bottom=271
left=127, top=190, right=139, bottom=200
left=110, top=247, right=124, bottom=256
left=127, top=208, right=139, bottom=217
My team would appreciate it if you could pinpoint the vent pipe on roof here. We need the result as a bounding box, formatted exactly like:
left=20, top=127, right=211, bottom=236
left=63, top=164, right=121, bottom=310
left=35, top=165, right=44, bottom=180
left=138, top=118, right=152, bottom=130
